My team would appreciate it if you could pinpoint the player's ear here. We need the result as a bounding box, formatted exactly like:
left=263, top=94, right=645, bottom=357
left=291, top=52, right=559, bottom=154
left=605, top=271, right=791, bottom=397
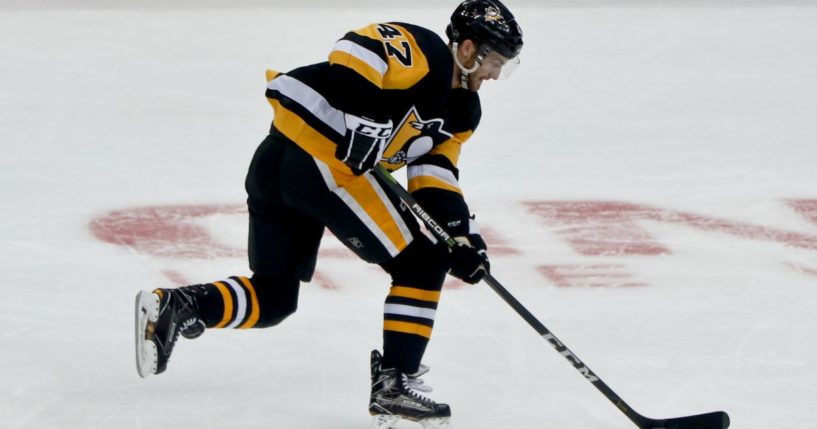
left=460, top=39, right=478, bottom=57
left=455, top=39, right=479, bottom=68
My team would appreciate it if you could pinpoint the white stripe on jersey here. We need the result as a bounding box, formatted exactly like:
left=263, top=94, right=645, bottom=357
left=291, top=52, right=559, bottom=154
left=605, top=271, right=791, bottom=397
left=313, top=158, right=410, bottom=257
left=224, top=278, right=247, bottom=329
left=384, top=303, right=437, bottom=321
left=407, top=164, right=460, bottom=189
left=363, top=173, right=413, bottom=247
left=266, top=75, right=346, bottom=135
left=332, top=39, right=389, bottom=76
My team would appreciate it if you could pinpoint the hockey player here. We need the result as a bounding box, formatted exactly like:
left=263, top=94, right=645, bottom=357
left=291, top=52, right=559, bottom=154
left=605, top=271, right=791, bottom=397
left=135, top=1, right=523, bottom=427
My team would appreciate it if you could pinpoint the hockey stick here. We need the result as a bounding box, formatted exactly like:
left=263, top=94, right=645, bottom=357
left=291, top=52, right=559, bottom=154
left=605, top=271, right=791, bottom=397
left=372, top=165, right=730, bottom=429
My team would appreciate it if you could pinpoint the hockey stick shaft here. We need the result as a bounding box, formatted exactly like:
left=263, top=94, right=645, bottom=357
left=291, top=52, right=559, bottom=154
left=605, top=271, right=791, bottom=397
left=372, top=165, right=729, bottom=429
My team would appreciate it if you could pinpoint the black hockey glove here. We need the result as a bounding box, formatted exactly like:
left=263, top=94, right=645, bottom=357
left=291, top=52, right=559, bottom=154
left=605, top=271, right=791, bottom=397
left=448, top=234, right=490, bottom=284
left=335, top=113, right=392, bottom=175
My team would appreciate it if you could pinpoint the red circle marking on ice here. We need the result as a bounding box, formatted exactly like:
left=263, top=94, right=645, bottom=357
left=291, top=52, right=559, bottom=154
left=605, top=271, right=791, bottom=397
left=89, top=204, right=246, bottom=259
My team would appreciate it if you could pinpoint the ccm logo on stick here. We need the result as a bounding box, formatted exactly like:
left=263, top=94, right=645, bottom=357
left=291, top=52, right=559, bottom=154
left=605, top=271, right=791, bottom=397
left=542, top=333, right=600, bottom=382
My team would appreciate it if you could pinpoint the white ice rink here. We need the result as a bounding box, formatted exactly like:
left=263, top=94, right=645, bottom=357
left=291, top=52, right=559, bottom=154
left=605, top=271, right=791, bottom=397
left=2, top=1, right=817, bottom=428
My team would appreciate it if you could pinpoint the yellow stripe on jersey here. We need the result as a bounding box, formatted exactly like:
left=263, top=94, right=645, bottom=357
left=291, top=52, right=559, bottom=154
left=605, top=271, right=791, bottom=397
left=389, top=286, right=441, bottom=303
left=384, top=320, right=433, bottom=339
left=237, top=276, right=260, bottom=329
left=408, top=175, right=463, bottom=195
left=329, top=49, right=385, bottom=89
left=265, top=69, right=280, bottom=83
left=267, top=98, right=354, bottom=176
left=310, top=158, right=413, bottom=257
left=212, top=281, right=233, bottom=328
left=342, top=174, right=411, bottom=252
left=352, top=23, right=429, bottom=90
left=406, top=130, right=473, bottom=193
left=431, top=136, right=466, bottom=166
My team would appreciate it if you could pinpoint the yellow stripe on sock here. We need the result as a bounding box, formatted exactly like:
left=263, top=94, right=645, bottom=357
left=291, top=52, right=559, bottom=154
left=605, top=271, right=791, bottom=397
left=212, top=281, right=233, bottom=328
left=237, top=277, right=260, bottom=329
left=389, top=286, right=440, bottom=303
left=384, top=320, right=433, bottom=339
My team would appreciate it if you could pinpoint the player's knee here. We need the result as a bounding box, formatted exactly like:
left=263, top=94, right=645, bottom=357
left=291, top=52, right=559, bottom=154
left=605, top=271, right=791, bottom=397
left=382, top=236, right=449, bottom=288
left=250, top=273, right=300, bottom=328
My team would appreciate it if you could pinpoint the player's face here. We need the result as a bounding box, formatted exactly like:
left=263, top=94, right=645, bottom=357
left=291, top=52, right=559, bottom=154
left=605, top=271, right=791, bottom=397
left=469, top=50, right=506, bottom=90
left=467, top=48, right=519, bottom=92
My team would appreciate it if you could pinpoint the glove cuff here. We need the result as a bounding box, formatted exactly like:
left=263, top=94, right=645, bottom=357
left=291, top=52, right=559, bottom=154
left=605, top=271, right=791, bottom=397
left=344, top=113, right=393, bottom=138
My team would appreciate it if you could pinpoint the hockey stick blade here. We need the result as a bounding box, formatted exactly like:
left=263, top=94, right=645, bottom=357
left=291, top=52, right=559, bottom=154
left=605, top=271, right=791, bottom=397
left=642, top=410, right=730, bottom=429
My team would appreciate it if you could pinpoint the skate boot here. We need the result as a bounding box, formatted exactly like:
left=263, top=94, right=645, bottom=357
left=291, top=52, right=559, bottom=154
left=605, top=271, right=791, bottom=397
left=135, top=288, right=205, bottom=377
left=373, top=349, right=433, bottom=392
left=369, top=350, right=451, bottom=429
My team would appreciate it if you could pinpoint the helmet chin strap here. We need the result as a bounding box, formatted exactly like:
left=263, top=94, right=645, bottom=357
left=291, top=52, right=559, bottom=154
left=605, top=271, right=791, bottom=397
left=452, top=42, right=480, bottom=90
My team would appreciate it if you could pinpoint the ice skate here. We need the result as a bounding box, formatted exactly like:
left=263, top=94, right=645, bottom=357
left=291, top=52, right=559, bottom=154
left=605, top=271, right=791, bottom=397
left=135, top=288, right=205, bottom=377
left=369, top=350, right=451, bottom=429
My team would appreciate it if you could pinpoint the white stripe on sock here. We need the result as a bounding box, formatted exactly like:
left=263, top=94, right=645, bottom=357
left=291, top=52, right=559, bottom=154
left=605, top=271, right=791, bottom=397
left=224, top=278, right=247, bottom=329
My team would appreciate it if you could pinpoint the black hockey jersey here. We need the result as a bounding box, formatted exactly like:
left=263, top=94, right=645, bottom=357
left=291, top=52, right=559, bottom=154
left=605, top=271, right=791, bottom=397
left=265, top=22, right=482, bottom=237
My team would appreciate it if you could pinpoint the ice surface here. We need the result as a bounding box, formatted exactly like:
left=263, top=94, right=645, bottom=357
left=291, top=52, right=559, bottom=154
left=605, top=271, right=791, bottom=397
left=2, top=2, right=816, bottom=428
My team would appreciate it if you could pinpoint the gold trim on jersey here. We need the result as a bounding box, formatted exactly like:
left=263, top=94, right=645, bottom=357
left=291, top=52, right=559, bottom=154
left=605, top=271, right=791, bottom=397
left=408, top=175, right=463, bottom=195
left=339, top=23, right=429, bottom=90
left=404, top=129, right=474, bottom=194
left=343, top=173, right=412, bottom=253
left=268, top=98, right=353, bottom=175
left=265, top=69, right=280, bottom=82
left=329, top=40, right=388, bottom=89
left=313, top=158, right=413, bottom=257
left=407, top=162, right=463, bottom=195
left=439, top=131, right=471, bottom=165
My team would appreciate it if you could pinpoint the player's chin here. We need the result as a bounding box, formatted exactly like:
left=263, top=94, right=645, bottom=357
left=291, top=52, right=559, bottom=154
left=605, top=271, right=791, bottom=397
left=469, top=78, right=484, bottom=92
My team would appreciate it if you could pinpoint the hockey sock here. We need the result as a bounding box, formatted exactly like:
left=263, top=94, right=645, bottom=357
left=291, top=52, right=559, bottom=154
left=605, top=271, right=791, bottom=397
left=184, top=276, right=260, bottom=329
left=185, top=274, right=300, bottom=329
left=382, top=285, right=441, bottom=373
left=380, top=237, right=449, bottom=373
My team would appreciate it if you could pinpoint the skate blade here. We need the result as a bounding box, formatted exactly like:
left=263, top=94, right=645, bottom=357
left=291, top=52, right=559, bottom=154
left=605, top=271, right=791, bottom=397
left=370, top=415, right=451, bottom=429
left=419, top=417, right=451, bottom=429
left=370, top=415, right=399, bottom=429
left=134, top=291, right=160, bottom=378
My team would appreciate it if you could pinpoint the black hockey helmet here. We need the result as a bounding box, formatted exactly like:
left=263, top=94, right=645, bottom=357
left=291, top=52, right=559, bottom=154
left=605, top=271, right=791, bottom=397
left=445, top=0, right=524, bottom=60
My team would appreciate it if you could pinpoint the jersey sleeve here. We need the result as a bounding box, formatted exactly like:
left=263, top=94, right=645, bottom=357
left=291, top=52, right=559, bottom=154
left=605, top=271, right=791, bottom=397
left=407, top=89, right=482, bottom=237
left=325, top=23, right=432, bottom=121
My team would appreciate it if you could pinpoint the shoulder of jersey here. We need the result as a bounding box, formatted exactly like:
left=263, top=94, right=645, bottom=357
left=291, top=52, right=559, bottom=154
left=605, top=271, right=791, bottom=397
left=445, top=88, right=482, bottom=134
left=330, top=22, right=453, bottom=91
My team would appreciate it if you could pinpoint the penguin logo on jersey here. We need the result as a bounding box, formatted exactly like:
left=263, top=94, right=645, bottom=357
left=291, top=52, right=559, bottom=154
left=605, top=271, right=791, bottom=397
left=383, top=107, right=452, bottom=166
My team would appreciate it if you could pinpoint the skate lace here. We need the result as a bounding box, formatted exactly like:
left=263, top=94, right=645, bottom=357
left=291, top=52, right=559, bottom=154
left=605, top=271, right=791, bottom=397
left=405, top=363, right=432, bottom=392
left=406, top=376, right=432, bottom=393
left=180, top=317, right=198, bottom=330
left=164, top=290, right=203, bottom=341
left=401, top=374, right=435, bottom=404
left=175, top=290, right=202, bottom=329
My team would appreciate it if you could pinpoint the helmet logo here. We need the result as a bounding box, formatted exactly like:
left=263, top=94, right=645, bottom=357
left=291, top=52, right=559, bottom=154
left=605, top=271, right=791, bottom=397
left=484, top=6, right=503, bottom=23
